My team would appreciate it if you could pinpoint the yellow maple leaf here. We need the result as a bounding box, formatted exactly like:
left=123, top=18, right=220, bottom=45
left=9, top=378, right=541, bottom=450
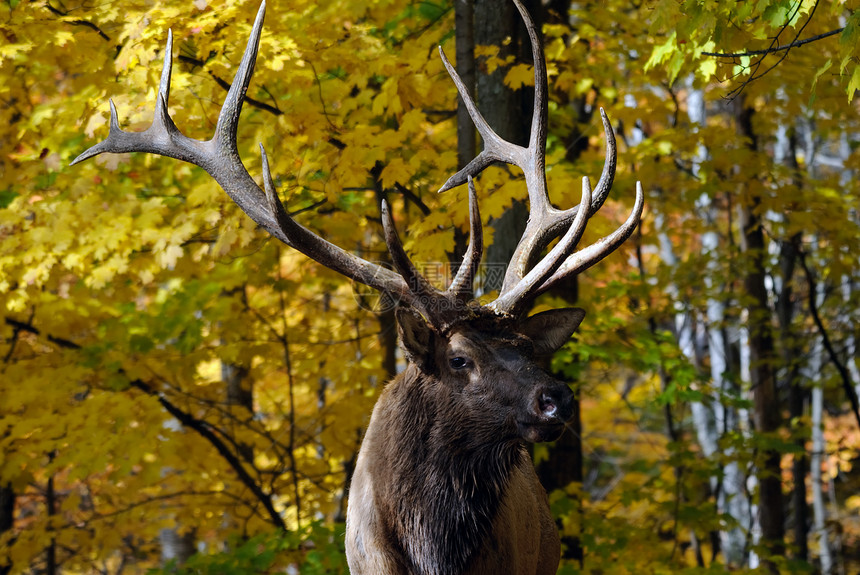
left=504, top=63, right=534, bottom=90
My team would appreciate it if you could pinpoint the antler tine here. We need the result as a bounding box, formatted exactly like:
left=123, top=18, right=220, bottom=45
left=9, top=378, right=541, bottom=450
left=257, top=145, right=406, bottom=299
left=72, top=2, right=411, bottom=302
left=69, top=27, right=182, bottom=167
left=489, top=176, right=592, bottom=316
left=436, top=47, right=528, bottom=194
left=437, top=0, right=549, bottom=210
left=447, top=177, right=484, bottom=301
left=497, top=109, right=618, bottom=295
left=534, top=182, right=644, bottom=298
left=212, top=0, right=264, bottom=157
left=380, top=198, right=440, bottom=308
left=435, top=0, right=560, bottom=306
left=512, top=0, right=548, bottom=176
left=588, top=108, right=617, bottom=215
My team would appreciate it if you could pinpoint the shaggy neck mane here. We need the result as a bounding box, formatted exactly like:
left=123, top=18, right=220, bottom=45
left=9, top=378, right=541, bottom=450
left=378, top=364, right=525, bottom=575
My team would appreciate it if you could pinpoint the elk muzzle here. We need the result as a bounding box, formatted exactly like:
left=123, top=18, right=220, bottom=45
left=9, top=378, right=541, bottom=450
left=518, top=381, right=574, bottom=443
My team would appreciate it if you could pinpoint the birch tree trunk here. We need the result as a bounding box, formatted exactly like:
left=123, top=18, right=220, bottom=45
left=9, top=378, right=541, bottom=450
left=801, top=111, right=836, bottom=571
left=809, top=330, right=833, bottom=573
left=737, top=323, right=762, bottom=569
left=687, top=82, right=750, bottom=566
left=838, top=131, right=860, bottom=403
left=798, top=116, right=837, bottom=574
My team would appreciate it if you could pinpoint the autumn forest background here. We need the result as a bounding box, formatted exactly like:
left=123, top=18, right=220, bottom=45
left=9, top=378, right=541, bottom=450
left=2, top=0, right=860, bottom=572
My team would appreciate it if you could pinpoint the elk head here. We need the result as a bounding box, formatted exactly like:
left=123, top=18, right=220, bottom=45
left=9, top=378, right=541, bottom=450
left=395, top=305, right=586, bottom=445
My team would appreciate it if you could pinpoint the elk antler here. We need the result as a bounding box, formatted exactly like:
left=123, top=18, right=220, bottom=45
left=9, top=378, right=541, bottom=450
left=70, top=1, right=490, bottom=329
left=438, top=0, right=644, bottom=318
left=72, top=0, right=641, bottom=331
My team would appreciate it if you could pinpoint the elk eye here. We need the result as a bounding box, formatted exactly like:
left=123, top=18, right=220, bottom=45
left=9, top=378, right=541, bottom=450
left=449, top=357, right=470, bottom=370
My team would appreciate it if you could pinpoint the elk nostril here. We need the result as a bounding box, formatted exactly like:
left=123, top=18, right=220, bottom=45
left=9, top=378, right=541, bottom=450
left=538, top=393, right=557, bottom=417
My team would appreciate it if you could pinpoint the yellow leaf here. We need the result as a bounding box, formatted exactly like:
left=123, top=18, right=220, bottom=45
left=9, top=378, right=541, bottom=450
left=380, top=158, right=411, bottom=188
left=504, top=63, right=534, bottom=90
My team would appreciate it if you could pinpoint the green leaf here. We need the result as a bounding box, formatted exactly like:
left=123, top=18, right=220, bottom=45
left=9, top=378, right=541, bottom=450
left=645, top=32, right=677, bottom=71
left=847, top=66, right=860, bottom=102
left=840, top=10, right=860, bottom=48
left=0, top=189, right=18, bottom=208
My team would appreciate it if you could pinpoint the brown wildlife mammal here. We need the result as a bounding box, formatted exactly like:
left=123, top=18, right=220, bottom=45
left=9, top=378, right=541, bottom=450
left=72, top=0, right=643, bottom=573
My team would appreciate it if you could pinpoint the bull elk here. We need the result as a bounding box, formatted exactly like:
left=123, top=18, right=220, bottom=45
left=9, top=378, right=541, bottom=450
left=72, top=0, right=643, bottom=573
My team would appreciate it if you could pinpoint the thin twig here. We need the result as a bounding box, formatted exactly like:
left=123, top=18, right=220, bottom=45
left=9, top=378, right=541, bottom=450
left=703, top=27, right=843, bottom=57
left=45, top=3, right=111, bottom=42
left=723, top=0, right=823, bottom=99
left=798, top=251, right=860, bottom=431
left=177, top=54, right=283, bottom=116
left=306, top=59, right=338, bottom=131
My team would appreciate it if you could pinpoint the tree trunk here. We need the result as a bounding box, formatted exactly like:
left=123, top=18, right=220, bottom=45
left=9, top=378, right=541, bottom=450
left=448, top=0, right=477, bottom=279
left=46, top=471, right=56, bottom=575
left=843, top=276, right=860, bottom=402
left=0, top=484, right=13, bottom=575
left=804, top=238, right=834, bottom=573
left=774, top=123, right=809, bottom=562
left=811, top=361, right=833, bottom=573
left=737, top=324, right=763, bottom=569
left=475, top=0, right=528, bottom=294
left=223, top=363, right=253, bottom=411
left=159, top=528, right=197, bottom=567
left=734, top=96, right=785, bottom=569
left=455, top=0, right=476, bottom=175
left=811, top=387, right=833, bottom=573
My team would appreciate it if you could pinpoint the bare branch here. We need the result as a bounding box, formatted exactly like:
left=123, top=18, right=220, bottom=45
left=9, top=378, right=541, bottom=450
left=3, top=315, right=288, bottom=530
left=720, top=0, right=826, bottom=100
left=703, top=27, right=843, bottom=58
left=177, top=54, right=283, bottom=116
left=45, top=3, right=111, bottom=42
left=798, top=251, right=860, bottom=431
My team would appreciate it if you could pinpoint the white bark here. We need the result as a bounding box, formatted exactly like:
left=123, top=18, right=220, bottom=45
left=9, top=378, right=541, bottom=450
left=811, top=378, right=832, bottom=573
left=654, top=211, right=719, bottom=459
left=808, top=250, right=833, bottom=573
left=687, top=78, right=749, bottom=565
left=843, top=277, right=860, bottom=401
left=158, top=418, right=197, bottom=566
left=159, top=527, right=196, bottom=566
left=734, top=321, right=759, bottom=569
left=837, top=129, right=860, bottom=402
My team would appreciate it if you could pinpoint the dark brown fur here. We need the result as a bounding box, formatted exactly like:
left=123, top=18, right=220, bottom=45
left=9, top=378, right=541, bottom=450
left=345, top=308, right=585, bottom=575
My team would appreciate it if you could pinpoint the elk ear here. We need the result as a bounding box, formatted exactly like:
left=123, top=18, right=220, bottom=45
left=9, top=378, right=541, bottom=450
left=520, top=308, right=586, bottom=355
left=395, top=307, right=434, bottom=364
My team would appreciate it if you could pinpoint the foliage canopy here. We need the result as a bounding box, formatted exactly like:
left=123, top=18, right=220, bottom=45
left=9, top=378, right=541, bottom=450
left=1, top=0, right=858, bottom=572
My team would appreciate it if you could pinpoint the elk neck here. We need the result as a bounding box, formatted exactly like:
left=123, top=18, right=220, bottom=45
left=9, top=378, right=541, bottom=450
left=369, top=362, right=528, bottom=575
